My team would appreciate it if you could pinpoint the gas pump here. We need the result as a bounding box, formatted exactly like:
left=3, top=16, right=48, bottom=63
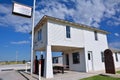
left=34, top=56, right=39, bottom=74
left=40, top=55, right=44, bottom=76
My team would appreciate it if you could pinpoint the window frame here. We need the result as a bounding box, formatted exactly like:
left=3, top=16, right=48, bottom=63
left=72, top=52, right=80, bottom=64
left=94, top=31, right=98, bottom=41
left=38, top=29, right=42, bottom=41
left=66, top=26, right=71, bottom=38
left=101, top=52, right=104, bottom=62
left=52, top=57, right=58, bottom=63
left=115, top=52, right=118, bottom=62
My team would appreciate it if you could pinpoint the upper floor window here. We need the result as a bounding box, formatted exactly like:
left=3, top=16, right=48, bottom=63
left=66, top=26, right=71, bottom=38
left=38, top=29, right=42, bottom=41
left=72, top=52, right=80, bottom=64
left=115, top=52, right=118, bottom=62
left=94, top=31, right=98, bottom=41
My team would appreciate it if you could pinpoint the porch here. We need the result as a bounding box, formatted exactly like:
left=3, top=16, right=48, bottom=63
left=20, top=70, right=104, bottom=80
left=32, top=45, right=86, bottom=78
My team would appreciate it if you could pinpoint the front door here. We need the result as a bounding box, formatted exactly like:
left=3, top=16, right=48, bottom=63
left=88, top=51, right=93, bottom=71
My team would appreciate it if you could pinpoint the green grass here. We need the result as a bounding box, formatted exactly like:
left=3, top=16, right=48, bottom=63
left=116, top=71, right=120, bottom=74
left=81, top=75, right=120, bottom=80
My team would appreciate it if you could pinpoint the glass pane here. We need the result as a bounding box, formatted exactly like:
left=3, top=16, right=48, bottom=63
left=72, top=52, right=80, bottom=64
left=66, top=26, right=71, bottom=38
left=88, top=53, right=91, bottom=60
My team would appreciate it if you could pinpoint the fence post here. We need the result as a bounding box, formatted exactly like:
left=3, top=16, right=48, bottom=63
left=25, top=62, right=28, bottom=72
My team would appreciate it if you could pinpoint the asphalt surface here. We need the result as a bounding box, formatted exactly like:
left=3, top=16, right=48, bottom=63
left=0, top=64, right=30, bottom=71
left=0, top=64, right=98, bottom=80
left=0, top=64, right=30, bottom=80
left=0, top=70, right=27, bottom=80
left=1, top=64, right=119, bottom=80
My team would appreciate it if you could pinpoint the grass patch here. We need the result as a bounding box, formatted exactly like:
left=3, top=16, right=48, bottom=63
left=81, top=75, right=120, bottom=80
left=116, top=71, right=120, bottom=74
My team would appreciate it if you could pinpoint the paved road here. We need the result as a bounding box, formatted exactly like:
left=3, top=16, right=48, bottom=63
left=0, top=64, right=30, bottom=80
left=0, top=64, right=30, bottom=71
left=2, top=64, right=119, bottom=80
left=0, top=70, right=26, bottom=80
left=0, top=64, right=99, bottom=80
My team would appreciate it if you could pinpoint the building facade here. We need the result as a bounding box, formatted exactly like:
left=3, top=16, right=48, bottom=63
left=111, top=48, right=120, bottom=68
left=32, top=15, right=109, bottom=78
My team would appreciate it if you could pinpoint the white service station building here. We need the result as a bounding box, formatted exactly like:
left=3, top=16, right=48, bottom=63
left=31, top=15, right=120, bottom=78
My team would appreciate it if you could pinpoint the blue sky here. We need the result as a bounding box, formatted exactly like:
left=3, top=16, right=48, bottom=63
left=0, top=0, right=120, bottom=61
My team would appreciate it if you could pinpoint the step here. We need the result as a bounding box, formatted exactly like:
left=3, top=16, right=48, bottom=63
left=18, top=71, right=38, bottom=80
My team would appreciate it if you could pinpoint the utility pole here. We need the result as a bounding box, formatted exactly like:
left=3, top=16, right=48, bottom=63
left=12, top=0, right=34, bottom=75
left=31, top=0, right=36, bottom=74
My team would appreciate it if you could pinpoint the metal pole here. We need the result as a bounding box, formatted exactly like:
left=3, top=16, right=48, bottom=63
left=39, top=51, right=42, bottom=80
left=16, top=51, right=17, bottom=63
left=31, top=0, right=36, bottom=75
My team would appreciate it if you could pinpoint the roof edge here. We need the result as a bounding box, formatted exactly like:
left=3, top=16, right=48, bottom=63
left=34, top=15, right=109, bottom=34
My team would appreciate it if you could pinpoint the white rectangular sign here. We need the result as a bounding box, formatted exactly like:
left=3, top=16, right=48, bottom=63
left=13, top=2, right=32, bottom=17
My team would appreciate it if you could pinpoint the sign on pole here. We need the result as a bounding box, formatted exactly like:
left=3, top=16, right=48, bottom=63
left=12, top=2, right=32, bottom=18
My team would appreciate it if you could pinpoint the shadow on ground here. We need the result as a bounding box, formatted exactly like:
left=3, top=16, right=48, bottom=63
left=0, top=78, right=3, bottom=80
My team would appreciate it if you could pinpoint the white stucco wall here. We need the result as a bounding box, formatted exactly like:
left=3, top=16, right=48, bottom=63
left=84, top=30, right=108, bottom=72
left=58, top=56, right=63, bottom=64
left=63, top=49, right=86, bottom=72
left=34, top=23, right=47, bottom=50
left=113, top=52, right=120, bottom=68
left=47, top=20, right=84, bottom=48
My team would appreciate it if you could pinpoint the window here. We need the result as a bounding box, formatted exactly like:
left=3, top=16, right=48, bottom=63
left=72, top=52, right=80, bottom=64
left=38, top=29, right=42, bottom=41
left=115, top=52, right=118, bottom=62
left=52, top=57, right=58, bottom=63
left=66, top=26, right=71, bottom=38
left=101, top=52, right=104, bottom=62
left=94, top=31, right=98, bottom=40
left=88, top=53, right=91, bottom=60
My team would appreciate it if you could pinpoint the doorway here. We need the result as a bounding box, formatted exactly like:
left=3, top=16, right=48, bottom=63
left=66, top=54, right=69, bottom=68
left=87, top=51, right=93, bottom=71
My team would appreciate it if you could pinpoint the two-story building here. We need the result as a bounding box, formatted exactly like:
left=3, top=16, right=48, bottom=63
left=31, top=15, right=109, bottom=78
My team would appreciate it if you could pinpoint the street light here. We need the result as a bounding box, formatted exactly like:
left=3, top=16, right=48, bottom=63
left=12, top=0, right=36, bottom=75
left=31, top=0, right=36, bottom=74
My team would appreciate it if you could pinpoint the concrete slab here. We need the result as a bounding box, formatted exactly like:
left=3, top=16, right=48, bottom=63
left=0, top=64, right=119, bottom=80
left=0, top=70, right=27, bottom=80
left=22, top=70, right=104, bottom=80
left=0, top=64, right=30, bottom=71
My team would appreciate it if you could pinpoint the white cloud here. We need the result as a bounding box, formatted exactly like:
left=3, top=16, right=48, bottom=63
left=114, top=33, right=119, bottom=37
left=36, top=0, right=120, bottom=27
left=11, top=41, right=29, bottom=44
left=35, top=0, right=75, bottom=24
left=15, top=23, right=31, bottom=33
left=107, top=17, right=120, bottom=27
left=0, top=0, right=120, bottom=33
left=0, top=4, right=32, bottom=33
left=109, top=42, right=120, bottom=49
